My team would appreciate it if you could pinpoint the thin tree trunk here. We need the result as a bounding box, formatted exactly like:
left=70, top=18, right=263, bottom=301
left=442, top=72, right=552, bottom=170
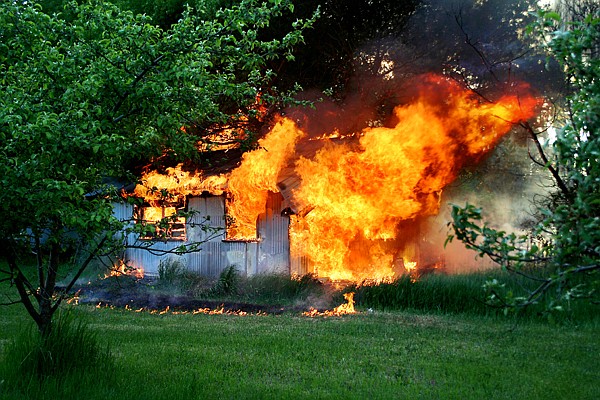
left=37, top=242, right=61, bottom=337
left=3, top=240, right=42, bottom=327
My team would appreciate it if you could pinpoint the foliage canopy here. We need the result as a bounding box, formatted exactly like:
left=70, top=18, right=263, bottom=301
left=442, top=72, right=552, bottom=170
left=0, top=0, right=315, bottom=335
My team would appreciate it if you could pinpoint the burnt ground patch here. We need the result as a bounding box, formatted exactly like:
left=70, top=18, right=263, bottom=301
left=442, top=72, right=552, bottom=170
left=60, top=276, right=309, bottom=315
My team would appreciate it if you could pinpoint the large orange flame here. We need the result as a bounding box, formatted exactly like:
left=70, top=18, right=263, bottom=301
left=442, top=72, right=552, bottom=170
left=226, top=117, right=306, bottom=239
left=133, top=74, right=540, bottom=282
left=134, top=165, right=227, bottom=202
left=285, top=75, right=539, bottom=281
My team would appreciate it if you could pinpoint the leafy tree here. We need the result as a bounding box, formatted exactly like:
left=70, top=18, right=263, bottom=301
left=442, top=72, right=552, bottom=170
left=39, top=0, right=235, bottom=29
left=0, top=0, right=315, bottom=336
left=41, top=0, right=421, bottom=88
left=448, top=5, right=600, bottom=313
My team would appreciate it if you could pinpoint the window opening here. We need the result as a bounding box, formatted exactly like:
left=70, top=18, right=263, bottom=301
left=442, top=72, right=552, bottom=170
left=224, top=196, right=259, bottom=242
left=135, top=203, right=186, bottom=241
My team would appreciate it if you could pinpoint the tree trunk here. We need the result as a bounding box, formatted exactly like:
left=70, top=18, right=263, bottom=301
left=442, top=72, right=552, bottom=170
left=37, top=242, right=61, bottom=337
left=37, top=301, right=54, bottom=337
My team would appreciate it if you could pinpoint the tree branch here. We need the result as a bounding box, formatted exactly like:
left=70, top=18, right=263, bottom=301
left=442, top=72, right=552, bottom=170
left=454, top=11, right=500, bottom=83
left=520, top=121, right=571, bottom=198
left=0, top=299, right=24, bottom=306
left=52, top=235, right=109, bottom=312
left=4, top=249, right=41, bottom=326
left=110, top=54, right=166, bottom=119
left=35, top=233, right=45, bottom=295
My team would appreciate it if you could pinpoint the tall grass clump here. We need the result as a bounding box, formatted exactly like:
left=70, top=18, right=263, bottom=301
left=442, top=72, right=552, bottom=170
left=211, top=265, right=241, bottom=296
left=158, top=258, right=186, bottom=285
left=352, top=270, right=600, bottom=322
left=204, top=270, right=326, bottom=306
left=152, top=262, right=326, bottom=306
left=353, top=273, right=493, bottom=315
left=155, top=259, right=212, bottom=296
left=240, top=273, right=325, bottom=305
left=0, top=309, right=112, bottom=390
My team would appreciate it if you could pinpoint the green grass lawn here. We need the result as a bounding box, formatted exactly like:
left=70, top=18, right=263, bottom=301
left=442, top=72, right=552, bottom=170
left=1, top=297, right=598, bottom=400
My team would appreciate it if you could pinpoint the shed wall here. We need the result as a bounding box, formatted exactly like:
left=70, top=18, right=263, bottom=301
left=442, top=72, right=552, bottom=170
left=115, top=193, right=289, bottom=277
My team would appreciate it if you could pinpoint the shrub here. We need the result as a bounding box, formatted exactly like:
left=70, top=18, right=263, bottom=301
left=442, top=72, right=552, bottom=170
left=158, top=259, right=186, bottom=285
left=212, top=265, right=241, bottom=296
left=239, top=273, right=326, bottom=305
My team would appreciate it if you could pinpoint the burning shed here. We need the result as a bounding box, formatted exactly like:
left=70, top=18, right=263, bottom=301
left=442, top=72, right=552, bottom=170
left=115, top=74, right=540, bottom=282
left=115, top=190, right=291, bottom=277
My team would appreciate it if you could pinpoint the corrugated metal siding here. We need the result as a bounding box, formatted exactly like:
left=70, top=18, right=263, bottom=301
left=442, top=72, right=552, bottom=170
left=290, top=253, right=311, bottom=277
left=187, top=196, right=226, bottom=243
left=113, top=199, right=186, bottom=275
left=112, top=201, right=134, bottom=223
left=125, top=242, right=186, bottom=274
left=111, top=201, right=134, bottom=249
left=118, top=194, right=291, bottom=277
left=185, top=196, right=231, bottom=276
left=257, top=192, right=290, bottom=274
left=186, top=240, right=257, bottom=277
left=226, top=241, right=258, bottom=276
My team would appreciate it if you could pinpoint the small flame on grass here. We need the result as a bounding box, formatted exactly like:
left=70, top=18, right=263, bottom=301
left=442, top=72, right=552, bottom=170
left=66, top=290, right=81, bottom=305
left=405, top=261, right=419, bottom=283
left=96, top=303, right=268, bottom=316
left=103, top=260, right=144, bottom=280
left=303, top=292, right=356, bottom=317
left=405, top=261, right=417, bottom=273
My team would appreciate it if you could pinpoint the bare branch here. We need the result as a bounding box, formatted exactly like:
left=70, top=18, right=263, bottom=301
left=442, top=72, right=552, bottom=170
left=454, top=10, right=500, bottom=83
left=528, top=147, right=547, bottom=168
left=52, top=235, right=108, bottom=312
left=520, top=121, right=572, bottom=198
left=0, top=299, right=23, bottom=306
left=505, top=264, right=551, bottom=283
left=125, top=234, right=223, bottom=256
